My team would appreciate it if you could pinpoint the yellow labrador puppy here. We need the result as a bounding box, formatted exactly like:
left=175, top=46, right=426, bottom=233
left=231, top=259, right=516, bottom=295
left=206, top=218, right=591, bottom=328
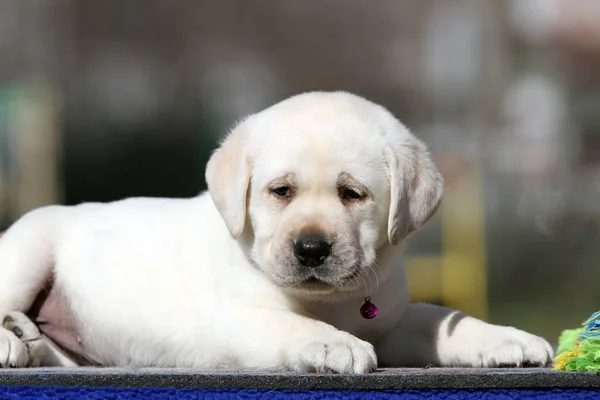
left=0, top=92, right=553, bottom=371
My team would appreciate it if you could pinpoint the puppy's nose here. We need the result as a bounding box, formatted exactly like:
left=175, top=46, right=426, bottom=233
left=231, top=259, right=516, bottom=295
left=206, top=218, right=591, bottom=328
left=294, top=236, right=332, bottom=268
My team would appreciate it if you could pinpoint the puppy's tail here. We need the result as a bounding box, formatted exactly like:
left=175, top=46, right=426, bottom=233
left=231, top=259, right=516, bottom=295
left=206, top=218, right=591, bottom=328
left=0, top=206, right=66, bottom=315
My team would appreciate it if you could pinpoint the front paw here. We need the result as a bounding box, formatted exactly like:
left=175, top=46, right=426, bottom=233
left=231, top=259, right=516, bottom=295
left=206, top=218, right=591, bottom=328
left=465, top=326, right=554, bottom=368
left=287, top=331, right=377, bottom=373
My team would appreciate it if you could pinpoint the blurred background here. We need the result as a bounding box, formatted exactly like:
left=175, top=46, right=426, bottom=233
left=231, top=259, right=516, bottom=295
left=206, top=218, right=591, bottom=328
left=1, top=0, right=599, bottom=347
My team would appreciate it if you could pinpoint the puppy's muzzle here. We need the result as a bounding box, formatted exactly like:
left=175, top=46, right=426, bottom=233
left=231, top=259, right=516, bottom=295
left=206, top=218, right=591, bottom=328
left=293, top=235, right=332, bottom=268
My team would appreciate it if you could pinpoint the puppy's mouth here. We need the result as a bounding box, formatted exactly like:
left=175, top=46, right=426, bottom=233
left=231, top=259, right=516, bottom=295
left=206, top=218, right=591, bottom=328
left=296, top=276, right=331, bottom=289
left=292, top=268, right=362, bottom=291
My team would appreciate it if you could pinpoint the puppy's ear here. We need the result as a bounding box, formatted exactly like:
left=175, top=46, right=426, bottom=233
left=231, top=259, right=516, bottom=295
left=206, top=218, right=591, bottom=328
left=205, top=124, right=251, bottom=239
left=386, top=137, right=444, bottom=245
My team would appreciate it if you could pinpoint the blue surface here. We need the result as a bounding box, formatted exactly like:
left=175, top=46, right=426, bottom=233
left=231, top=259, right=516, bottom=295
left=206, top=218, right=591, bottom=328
left=0, top=387, right=599, bottom=399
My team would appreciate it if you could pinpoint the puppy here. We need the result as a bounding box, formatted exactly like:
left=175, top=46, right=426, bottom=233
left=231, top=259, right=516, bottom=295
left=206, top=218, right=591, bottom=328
left=0, top=92, right=553, bottom=371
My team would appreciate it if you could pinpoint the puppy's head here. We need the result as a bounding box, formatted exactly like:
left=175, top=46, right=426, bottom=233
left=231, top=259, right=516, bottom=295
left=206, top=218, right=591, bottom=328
left=206, top=92, right=443, bottom=296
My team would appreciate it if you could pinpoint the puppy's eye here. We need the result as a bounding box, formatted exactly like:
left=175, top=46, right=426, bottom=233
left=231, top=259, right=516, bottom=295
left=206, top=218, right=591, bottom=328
left=271, top=186, right=293, bottom=198
left=341, top=187, right=365, bottom=201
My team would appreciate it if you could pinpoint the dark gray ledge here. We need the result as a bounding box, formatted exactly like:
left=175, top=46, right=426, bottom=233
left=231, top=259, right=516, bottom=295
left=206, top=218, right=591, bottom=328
left=0, top=368, right=597, bottom=390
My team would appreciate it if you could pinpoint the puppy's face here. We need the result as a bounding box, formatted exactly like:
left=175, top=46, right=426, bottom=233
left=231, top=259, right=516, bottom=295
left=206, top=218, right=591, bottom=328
left=247, top=131, right=389, bottom=293
left=206, top=92, right=443, bottom=296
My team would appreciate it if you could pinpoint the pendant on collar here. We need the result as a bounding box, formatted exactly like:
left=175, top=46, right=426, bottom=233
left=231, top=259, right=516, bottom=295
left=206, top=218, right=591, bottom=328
left=360, top=296, right=378, bottom=319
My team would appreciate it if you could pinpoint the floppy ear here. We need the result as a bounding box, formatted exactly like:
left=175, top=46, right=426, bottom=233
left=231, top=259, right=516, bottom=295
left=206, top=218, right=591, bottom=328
left=386, top=137, right=444, bottom=245
left=205, top=125, right=251, bottom=239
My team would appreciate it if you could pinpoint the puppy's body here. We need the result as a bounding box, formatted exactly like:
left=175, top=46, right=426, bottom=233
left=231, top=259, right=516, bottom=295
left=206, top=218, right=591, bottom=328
left=0, top=92, right=553, bottom=371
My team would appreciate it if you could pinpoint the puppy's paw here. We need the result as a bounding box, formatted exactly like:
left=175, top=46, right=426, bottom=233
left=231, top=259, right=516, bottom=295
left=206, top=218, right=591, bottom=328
left=288, top=331, right=377, bottom=374
left=0, top=327, right=30, bottom=368
left=0, top=312, right=45, bottom=368
left=456, top=325, right=554, bottom=368
left=3, top=312, right=41, bottom=342
left=479, top=327, right=553, bottom=368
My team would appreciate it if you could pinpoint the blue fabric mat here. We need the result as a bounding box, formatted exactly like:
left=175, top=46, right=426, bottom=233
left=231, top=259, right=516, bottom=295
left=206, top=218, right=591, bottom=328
left=0, top=387, right=599, bottom=399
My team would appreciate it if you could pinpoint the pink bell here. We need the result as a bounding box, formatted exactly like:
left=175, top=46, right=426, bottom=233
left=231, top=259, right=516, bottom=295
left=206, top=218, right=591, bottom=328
left=360, top=296, right=378, bottom=319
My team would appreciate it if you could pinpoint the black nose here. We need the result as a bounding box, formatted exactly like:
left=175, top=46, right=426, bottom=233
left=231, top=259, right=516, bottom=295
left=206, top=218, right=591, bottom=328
left=294, top=236, right=332, bottom=268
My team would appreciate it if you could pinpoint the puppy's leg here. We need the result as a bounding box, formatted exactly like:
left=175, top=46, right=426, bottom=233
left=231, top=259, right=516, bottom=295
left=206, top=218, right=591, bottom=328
left=0, top=207, right=66, bottom=368
left=0, top=206, right=64, bottom=316
left=226, top=310, right=377, bottom=373
left=376, top=303, right=554, bottom=368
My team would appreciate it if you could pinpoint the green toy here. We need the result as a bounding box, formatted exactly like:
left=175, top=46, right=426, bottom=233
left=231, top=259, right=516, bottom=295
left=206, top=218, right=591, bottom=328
left=554, top=312, right=600, bottom=372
